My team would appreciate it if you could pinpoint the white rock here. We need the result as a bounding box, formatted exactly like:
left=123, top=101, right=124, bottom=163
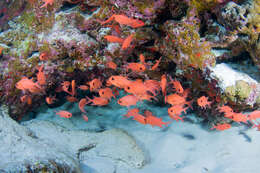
left=24, top=120, right=146, bottom=169
left=209, top=63, right=258, bottom=90
left=42, top=12, right=97, bottom=47
left=0, top=103, right=146, bottom=172
left=0, top=106, right=80, bottom=172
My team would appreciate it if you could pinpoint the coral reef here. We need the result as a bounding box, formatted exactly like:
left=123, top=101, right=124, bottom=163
left=0, top=0, right=259, bottom=130
left=217, top=1, right=248, bottom=31
left=215, top=0, right=260, bottom=69
left=1, top=1, right=260, bottom=172
left=209, top=63, right=260, bottom=107
left=0, top=0, right=27, bottom=31
left=159, top=8, right=216, bottom=70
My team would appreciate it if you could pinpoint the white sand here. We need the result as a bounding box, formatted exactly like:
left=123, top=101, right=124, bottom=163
left=32, top=98, right=260, bottom=173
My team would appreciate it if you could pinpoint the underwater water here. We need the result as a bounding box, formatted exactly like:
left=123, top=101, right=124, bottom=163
left=0, top=0, right=260, bottom=172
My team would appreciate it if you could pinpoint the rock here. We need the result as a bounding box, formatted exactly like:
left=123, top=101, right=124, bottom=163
left=0, top=104, right=146, bottom=172
left=87, top=129, right=146, bottom=169
left=44, top=12, right=98, bottom=49
left=159, top=10, right=215, bottom=70
left=0, top=105, right=81, bottom=172
left=217, top=1, right=249, bottom=31
left=209, top=63, right=260, bottom=107
left=219, top=0, right=260, bottom=70
left=0, top=0, right=26, bottom=31
left=24, top=120, right=146, bottom=169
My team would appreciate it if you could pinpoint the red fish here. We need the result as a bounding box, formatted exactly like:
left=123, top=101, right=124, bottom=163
left=126, top=63, right=146, bottom=73
left=160, top=74, right=167, bottom=103
left=40, top=0, right=54, bottom=8
left=231, top=112, right=248, bottom=124
left=104, top=35, right=124, bottom=43
left=144, top=110, right=170, bottom=128
left=46, top=96, right=56, bottom=104
left=217, top=105, right=234, bottom=118
left=139, top=54, right=146, bottom=65
left=129, top=19, right=145, bottom=28
left=66, top=96, right=78, bottom=102
left=61, top=81, right=72, bottom=95
left=211, top=123, right=231, bottom=131
left=39, top=52, right=49, bottom=61
left=16, top=77, right=43, bottom=94
left=106, top=61, right=117, bottom=70
left=170, top=77, right=184, bottom=94
left=100, top=14, right=145, bottom=28
left=71, top=80, right=76, bottom=96
left=88, top=78, right=102, bottom=92
left=144, top=80, right=161, bottom=96
left=98, top=87, right=115, bottom=100
left=55, top=110, right=72, bottom=118
left=247, top=110, right=260, bottom=124
left=106, top=24, right=121, bottom=34
left=107, top=75, right=131, bottom=89
left=168, top=105, right=188, bottom=116
left=166, top=93, right=186, bottom=106
left=122, top=34, right=134, bottom=50
left=78, top=85, right=89, bottom=91
left=124, top=80, right=157, bottom=100
left=79, top=98, right=87, bottom=113
left=36, top=65, right=46, bottom=86
left=117, top=95, right=139, bottom=107
left=151, top=57, right=162, bottom=71
left=20, top=95, right=32, bottom=105
left=82, top=114, right=89, bottom=122
left=123, top=108, right=140, bottom=118
left=100, top=14, right=133, bottom=26
left=132, top=114, right=146, bottom=125
left=197, top=96, right=212, bottom=109
left=86, top=96, right=109, bottom=106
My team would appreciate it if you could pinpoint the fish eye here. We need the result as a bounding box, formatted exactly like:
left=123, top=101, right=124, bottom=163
left=111, top=77, right=114, bottom=80
left=102, top=92, right=104, bottom=94
left=127, top=87, right=130, bottom=90
left=140, top=67, right=143, bottom=70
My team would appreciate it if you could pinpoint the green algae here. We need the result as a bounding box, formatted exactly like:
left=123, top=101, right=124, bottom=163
left=17, top=10, right=55, bottom=33
left=224, top=80, right=253, bottom=104
left=163, top=8, right=216, bottom=70
left=237, top=0, right=260, bottom=69
left=190, top=0, right=220, bottom=12
left=224, top=85, right=237, bottom=102
left=236, top=80, right=252, bottom=100
left=133, top=1, right=155, bottom=14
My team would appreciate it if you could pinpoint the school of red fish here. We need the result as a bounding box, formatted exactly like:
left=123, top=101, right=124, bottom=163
left=15, top=10, right=260, bottom=131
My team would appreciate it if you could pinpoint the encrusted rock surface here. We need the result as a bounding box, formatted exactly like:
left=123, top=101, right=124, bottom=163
left=0, top=105, right=81, bottom=172
left=0, top=105, right=146, bottom=172
left=217, top=1, right=249, bottom=31
left=24, top=120, right=146, bottom=169
left=209, top=63, right=260, bottom=107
